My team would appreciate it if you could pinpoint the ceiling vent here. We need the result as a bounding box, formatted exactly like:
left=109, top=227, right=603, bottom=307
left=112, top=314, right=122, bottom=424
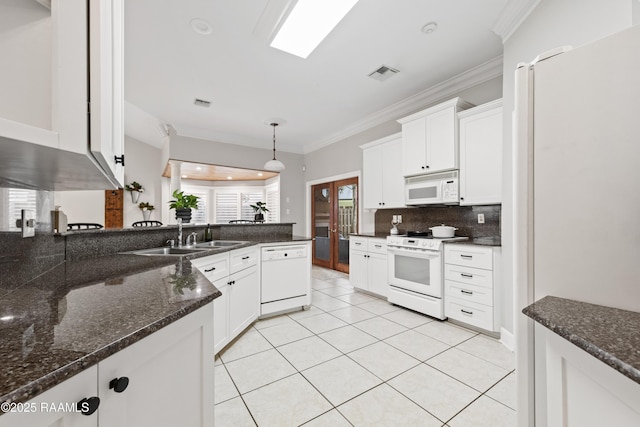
left=194, top=98, right=211, bottom=107
left=368, top=65, right=399, bottom=82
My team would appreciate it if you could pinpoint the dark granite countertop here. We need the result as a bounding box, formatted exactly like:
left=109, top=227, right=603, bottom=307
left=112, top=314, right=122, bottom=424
left=0, top=254, right=221, bottom=407
left=350, top=233, right=390, bottom=239
left=523, top=296, right=640, bottom=384
left=445, top=236, right=502, bottom=247
left=0, top=236, right=312, bottom=407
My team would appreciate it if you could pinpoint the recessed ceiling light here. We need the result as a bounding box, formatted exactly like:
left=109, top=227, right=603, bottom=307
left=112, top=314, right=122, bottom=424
left=258, top=173, right=263, bottom=177
left=270, top=0, right=359, bottom=58
left=190, top=18, right=213, bottom=35
left=421, top=22, right=438, bottom=35
left=196, top=166, right=202, bottom=171
left=182, top=175, right=188, bottom=178
left=227, top=176, right=233, bottom=180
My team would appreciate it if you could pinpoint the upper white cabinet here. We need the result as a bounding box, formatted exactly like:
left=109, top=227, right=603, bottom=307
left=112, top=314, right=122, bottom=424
left=361, top=133, right=404, bottom=209
left=458, top=99, right=503, bottom=205
left=0, top=0, right=124, bottom=190
left=398, top=98, right=473, bottom=177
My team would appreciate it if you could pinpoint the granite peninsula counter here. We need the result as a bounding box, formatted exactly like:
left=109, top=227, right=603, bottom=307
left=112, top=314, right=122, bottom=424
left=0, top=253, right=221, bottom=408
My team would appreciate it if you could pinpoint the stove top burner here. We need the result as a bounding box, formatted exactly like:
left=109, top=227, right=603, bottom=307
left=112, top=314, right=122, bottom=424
left=406, top=231, right=431, bottom=238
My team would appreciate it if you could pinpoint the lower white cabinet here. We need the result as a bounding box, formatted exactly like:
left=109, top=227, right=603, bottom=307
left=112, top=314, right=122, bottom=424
left=191, top=247, right=260, bottom=355
left=349, top=237, right=388, bottom=297
left=540, top=327, right=640, bottom=427
left=444, top=244, right=501, bottom=332
left=0, top=367, right=99, bottom=427
left=0, top=304, right=214, bottom=427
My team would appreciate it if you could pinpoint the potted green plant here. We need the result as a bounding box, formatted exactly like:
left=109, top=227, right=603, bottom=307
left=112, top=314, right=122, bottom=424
left=125, top=181, right=144, bottom=203
left=138, top=202, right=155, bottom=221
left=250, top=201, right=269, bottom=222
left=169, top=190, right=199, bottom=223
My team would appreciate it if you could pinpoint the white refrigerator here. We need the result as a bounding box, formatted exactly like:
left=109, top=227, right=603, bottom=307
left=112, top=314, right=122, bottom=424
left=514, top=24, right=640, bottom=426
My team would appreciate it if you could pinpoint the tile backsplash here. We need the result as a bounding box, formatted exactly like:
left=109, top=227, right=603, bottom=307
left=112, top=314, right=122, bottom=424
left=375, top=205, right=501, bottom=238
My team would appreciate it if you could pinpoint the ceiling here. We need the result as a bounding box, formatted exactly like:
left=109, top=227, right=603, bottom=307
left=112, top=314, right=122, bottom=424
left=124, top=0, right=509, bottom=154
left=162, top=160, right=279, bottom=182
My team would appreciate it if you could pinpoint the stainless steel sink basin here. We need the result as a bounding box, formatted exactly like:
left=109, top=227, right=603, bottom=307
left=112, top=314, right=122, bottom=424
left=129, top=247, right=208, bottom=256
left=194, top=240, right=245, bottom=248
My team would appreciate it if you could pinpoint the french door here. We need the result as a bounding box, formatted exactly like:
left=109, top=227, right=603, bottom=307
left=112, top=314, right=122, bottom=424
left=311, top=177, right=358, bottom=273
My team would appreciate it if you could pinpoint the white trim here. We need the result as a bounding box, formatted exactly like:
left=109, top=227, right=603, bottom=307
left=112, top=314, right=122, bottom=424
left=499, top=327, right=515, bottom=352
left=303, top=56, right=503, bottom=154
left=491, top=0, right=541, bottom=43
left=458, top=98, right=503, bottom=119
left=304, top=170, right=361, bottom=238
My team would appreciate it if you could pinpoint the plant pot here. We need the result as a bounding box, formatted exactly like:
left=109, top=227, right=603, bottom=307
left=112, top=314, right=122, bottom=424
left=175, top=208, right=192, bottom=223
left=130, top=190, right=141, bottom=203
left=254, top=213, right=264, bottom=222
left=142, top=210, right=151, bottom=221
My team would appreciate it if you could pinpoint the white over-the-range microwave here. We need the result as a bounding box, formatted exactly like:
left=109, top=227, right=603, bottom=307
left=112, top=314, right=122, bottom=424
left=405, top=170, right=459, bottom=205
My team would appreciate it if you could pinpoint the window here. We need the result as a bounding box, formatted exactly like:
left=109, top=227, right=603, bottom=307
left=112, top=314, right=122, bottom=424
left=0, top=189, right=37, bottom=231
left=214, top=192, right=239, bottom=223
left=265, top=184, right=280, bottom=222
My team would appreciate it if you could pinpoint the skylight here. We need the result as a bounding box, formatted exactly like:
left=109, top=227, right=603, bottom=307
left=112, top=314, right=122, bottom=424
left=270, top=0, right=359, bottom=59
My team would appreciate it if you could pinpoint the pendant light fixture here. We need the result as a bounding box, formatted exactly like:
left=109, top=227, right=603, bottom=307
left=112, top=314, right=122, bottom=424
left=264, top=122, right=285, bottom=171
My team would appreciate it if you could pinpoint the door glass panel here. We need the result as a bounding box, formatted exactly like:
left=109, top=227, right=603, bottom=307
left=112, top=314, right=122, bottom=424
left=337, top=183, right=357, bottom=266
left=395, top=255, right=430, bottom=285
left=313, top=184, right=331, bottom=262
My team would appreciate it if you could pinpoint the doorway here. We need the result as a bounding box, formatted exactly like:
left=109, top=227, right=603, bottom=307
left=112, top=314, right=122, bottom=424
left=311, top=177, right=358, bottom=273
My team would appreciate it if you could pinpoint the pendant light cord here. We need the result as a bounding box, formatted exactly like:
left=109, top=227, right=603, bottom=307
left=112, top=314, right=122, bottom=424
left=271, top=123, right=278, bottom=160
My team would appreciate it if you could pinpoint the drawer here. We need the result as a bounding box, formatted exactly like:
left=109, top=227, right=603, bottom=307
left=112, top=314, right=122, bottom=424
left=367, top=239, right=387, bottom=254
left=350, top=237, right=368, bottom=251
left=445, top=279, right=493, bottom=306
left=446, top=297, right=494, bottom=331
left=444, top=264, right=493, bottom=289
left=230, top=247, right=259, bottom=273
left=191, top=253, right=229, bottom=283
left=444, top=245, right=493, bottom=270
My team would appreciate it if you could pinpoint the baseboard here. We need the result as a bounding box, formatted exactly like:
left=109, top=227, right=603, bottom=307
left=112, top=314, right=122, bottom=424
left=500, top=327, right=515, bottom=351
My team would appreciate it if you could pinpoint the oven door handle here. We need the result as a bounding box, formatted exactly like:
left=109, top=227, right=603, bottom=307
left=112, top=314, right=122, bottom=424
left=387, top=247, right=440, bottom=259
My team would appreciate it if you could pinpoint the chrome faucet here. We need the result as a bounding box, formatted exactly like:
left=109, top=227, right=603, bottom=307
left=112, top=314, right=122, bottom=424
left=186, top=232, right=197, bottom=246
left=177, top=218, right=183, bottom=248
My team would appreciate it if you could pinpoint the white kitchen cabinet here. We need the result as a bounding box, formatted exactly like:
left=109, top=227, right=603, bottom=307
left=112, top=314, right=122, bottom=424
left=349, top=237, right=388, bottom=297
left=540, top=327, right=640, bottom=427
left=458, top=99, right=503, bottom=205
left=98, top=304, right=213, bottom=427
left=191, top=247, right=260, bottom=355
left=0, top=367, right=99, bottom=427
left=361, top=133, right=404, bottom=209
left=0, top=0, right=124, bottom=190
left=444, top=244, right=501, bottom=332
left=0, top=304, right=214, bottom=427
left=398, top=98, right=473, bottom=177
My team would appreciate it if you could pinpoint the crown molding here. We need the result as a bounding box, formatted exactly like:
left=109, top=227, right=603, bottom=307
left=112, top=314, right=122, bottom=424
left=303, top=55, right=504, bottom=154
left=491, top=0, right=541, bottom=43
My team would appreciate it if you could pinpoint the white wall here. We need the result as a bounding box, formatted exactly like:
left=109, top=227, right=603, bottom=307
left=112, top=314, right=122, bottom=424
left=55, top=136, right=163, bottom=227
left=167, top=134, right=305, bottom=235
left=502, top=0, right=634, bottom=336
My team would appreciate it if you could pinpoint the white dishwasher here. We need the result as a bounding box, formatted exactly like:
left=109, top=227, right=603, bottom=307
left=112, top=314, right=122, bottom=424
left=261, top=243, right=311, bottom=316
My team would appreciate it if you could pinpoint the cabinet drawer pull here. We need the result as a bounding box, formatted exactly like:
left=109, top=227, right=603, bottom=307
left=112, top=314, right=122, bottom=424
left=374, top=244, right=382, bottom=248
left=461, top=290, right=473, bottom=295
left=109, top=377, right=129, bottom=393
left=460, top=254, right=473, bottom=259
left=204, top=267, right=216, bottom=272
left=460, top=309, right=474, bottom=316
left=241, top=256, right=250, bottom=260
left=77, top=396, right=100, bottom=416
left=228, top=280, right=236, bottom=286
left=460, top=273, right=473, bottom=278
left=355, top=242, right=362, bottom=246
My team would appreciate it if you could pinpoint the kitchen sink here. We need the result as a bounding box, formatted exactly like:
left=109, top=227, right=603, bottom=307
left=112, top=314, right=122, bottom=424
left=128, top=247, right=209, bottom=256
left=194, top=240, right=246, bottom=248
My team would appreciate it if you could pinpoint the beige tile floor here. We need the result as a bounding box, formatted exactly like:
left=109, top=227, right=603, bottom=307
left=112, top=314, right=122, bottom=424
left=215, top=266, right=515, bottom=427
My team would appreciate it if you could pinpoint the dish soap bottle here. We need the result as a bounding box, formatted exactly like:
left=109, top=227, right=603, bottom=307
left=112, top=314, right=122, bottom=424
left=204, top=225, right=212, bottom=242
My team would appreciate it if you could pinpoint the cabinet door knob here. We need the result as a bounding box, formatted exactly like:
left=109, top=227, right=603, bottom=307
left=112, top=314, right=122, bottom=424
left=77, top=396, right=100, bottom=416
left=109, top=376, right=130, bottom=393
left=421, top=166, right=425, bottom=170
